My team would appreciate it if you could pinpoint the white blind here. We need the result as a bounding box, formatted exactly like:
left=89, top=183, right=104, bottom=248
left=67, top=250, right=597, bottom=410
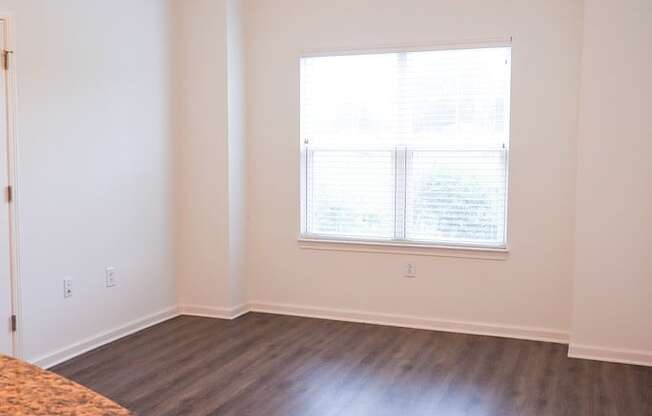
left=405, top=149, right=507, bottom=245
left=306, top=149, right=395, bottom=239
left=301, top=46, right=511, bottom=248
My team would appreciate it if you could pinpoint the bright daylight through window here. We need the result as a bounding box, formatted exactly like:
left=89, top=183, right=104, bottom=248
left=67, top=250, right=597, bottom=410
left=300, top=46, right=511, bottom=249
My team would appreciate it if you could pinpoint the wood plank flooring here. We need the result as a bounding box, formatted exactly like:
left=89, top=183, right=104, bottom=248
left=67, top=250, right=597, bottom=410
left=52, top=313, right=652, bottom=416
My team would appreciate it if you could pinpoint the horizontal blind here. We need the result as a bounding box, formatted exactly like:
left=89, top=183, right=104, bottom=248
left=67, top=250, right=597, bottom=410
left=301, top=47, right=511, bottom=147
left=301, top=46, right=511, bottom=246
left=405, top=149, right=507, bottom=246
left=306, top=149, right=395, bottom=239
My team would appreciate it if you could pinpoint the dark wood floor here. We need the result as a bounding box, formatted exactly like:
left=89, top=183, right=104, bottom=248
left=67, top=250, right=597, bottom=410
left=52, top=313, right=651, bottom=416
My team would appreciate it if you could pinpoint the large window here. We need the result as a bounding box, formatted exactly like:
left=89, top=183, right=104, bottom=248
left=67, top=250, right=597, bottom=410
left=300, top=46, right=511, bottom=249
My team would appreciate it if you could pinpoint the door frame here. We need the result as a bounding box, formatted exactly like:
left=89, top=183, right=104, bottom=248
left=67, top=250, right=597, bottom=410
left=0, top=13, right=22, bottom=358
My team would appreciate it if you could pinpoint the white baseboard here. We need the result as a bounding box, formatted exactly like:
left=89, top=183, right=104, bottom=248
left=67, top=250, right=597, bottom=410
left=29, top=301, right=650, bottom=369
left=568, top=344, right=652, bottom=367
left=248, top=301, right=569, bottom=344
left=32, top=306, right=180, bottom=369
left=178, top=303, right=249, bottom=320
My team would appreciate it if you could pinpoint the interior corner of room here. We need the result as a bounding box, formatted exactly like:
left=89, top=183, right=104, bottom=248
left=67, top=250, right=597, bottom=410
left=0, top=0, right=650, bottom=415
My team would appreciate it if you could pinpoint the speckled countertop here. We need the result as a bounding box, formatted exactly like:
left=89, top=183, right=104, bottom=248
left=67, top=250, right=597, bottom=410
left=0, top=354, right=130, bottom=416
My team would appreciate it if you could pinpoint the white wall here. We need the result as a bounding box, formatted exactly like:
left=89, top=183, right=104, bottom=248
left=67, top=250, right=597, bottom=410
left=173, top=0, right=231, bottom=310
left=244, top=0, right=583, bottom=336
left=174, top=0, right=247, bottom=313
left=0, top=0, right=177, bottom=362
left=570, top=0, right=652, bottom=359
left=227, top=0, right=248, bottom=308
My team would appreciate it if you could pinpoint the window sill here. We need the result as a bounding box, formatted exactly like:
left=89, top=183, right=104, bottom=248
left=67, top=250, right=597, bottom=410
left=298, top=238, right=509, bottom=260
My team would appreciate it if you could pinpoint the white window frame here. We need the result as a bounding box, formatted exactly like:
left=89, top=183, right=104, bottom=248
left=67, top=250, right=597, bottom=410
left=298, top=39, right=512, bottom=255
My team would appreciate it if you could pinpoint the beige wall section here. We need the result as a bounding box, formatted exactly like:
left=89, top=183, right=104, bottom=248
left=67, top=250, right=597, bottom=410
left=571, top=0, right=652, bottom=354
left=0, top=0, right=177, bottom=361
left=244, top=0, right=583, bottom=333
left=173, top=0, right=230, bottom=309
left=227, top=0, right=248, bottom=307
left=173, top=0, right=247, bottom=311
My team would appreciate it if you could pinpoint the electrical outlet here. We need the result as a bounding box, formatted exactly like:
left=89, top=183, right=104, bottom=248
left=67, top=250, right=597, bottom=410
left=405, top=263, right=416, bottom=278
left=105, top=267, right=116, bottom=288
left=63, top=278, right=73, bottom=298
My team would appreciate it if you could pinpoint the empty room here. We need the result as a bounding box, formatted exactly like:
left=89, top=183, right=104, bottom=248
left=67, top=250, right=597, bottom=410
left=0, top=0, right=650, bottom=415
